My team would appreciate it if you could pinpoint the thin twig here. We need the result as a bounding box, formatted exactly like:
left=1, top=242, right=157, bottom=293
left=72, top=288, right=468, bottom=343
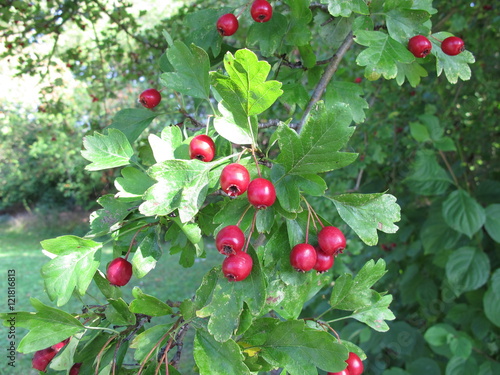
left=296, top=32, right=354, bottom=133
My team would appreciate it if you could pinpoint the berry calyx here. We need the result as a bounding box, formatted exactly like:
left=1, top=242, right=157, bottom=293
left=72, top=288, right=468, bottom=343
left=139, top=88, right=162, bottom=109
left=69, top=363, right=82, bottom=375
left=290, top=243, right=317, bottom=272
left=222, top=250, right=253, bottom=281
left=189, top=134, right=216, bottom=162
left=313, top=247, right=334, bottom=273
left=32, top=347, right=58, bottom=372
left=346, top=352, right=364, bottom=375
left=327, top=370, right=350, bottom=375
left=317, top=226, right=346, bottom=256
left=408, top=35, right=432, bottom=58
left=441, top=36, right=465, bottom=56
left=216, top=13, right=239, bottom=36
left=247, top=178, right=276, bottom=209
left=106, top=257, right=133, bottom=287
left=220, top=163, right=250, bottom=197
left=250, top=0, right=273, bottom=23
left=216, top=225, right=245, bottom=255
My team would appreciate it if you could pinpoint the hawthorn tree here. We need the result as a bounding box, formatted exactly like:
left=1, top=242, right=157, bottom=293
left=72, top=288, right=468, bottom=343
left=2, top=1, right=499, bottom=374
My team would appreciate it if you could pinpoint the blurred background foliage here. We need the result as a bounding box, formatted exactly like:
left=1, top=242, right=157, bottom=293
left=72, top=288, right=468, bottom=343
left=0, top=0, right=499, bottom=373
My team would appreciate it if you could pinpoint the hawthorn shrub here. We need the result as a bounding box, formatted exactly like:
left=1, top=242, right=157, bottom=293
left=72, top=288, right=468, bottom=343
left=3, top=1, right=498, bottom=375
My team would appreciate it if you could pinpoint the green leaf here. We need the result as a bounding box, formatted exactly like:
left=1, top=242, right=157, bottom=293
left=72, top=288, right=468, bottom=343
left=40, top=235, right=102, bottom=306
left=284, top=0, right=313, bottom=46
left=130, top=323, right=171, bottom=362
left=196, top=248, right=266, bottom=342
left=404, top=150, right=453, bottom=195
left=384, top=369, right=411, bottom=375
left=325, top=81, right=369, bottom=124
left=243, top=319, right=349, bottom=374
left=420, top=207, right=462, bottom=255
left=114, top=166, right=155, bottom=199
left=484, top=288, right=500, bottom=328
left=450, top=334, right=473, bottom=358
left=329, top=193, right=400, bottom=246
left=93, top=271, right=122, bottom=300
left=160, top=41, right=210, bottom=99
left=445, top=357, right=477, bottom=375
left=131, top=229, right=163, bottom=278
left=211, top=49, right=283, bottom=117
left=247, top=12, right=288, bottom=57
left=89, top=195, right=138, bottom=236
left=185, top=8, right=232, bottom=57
left=383, top=0, right=431, bottom=43
left=0, top=298, right=84, bottom=353
left=407, top=358, right=441, bottom=375
left=351, top=294, right=395, bottom=332
left=129, top=287, right=173, bottom=316
left=396, top=60, right=428, bottom=87
left=213, top=102, right=255, bottom=145
left=490, top=269, right=500, bottom=297
left=194, top=329, right=251, bottom=375
left=442, top=189, right=486, bottom=238
left=330, top=259, right=388, bottom=310
left=485, top=204, right=500, bottom=243
left=107, top=108, right=158, bottom=144
left=445, top=247, right=490, bottom=296
left=105, top=298, right=136, bottom=325
left=82, top=129, right=134, bottom=171
left=424, top=323, right=456, bottom=347
left=275, top=103, right=357, bottom=176
left=354, top=30, right=415, bottom=80
left=148, top=125, right=183, bottom=163
left=325, top=0, right=369, bottom=17
left=431, top=32, right=475, bottom=84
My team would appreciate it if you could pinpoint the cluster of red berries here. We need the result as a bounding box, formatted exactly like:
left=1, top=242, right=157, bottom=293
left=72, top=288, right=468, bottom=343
left=217, top=0, right=273, bottom=37
left=290, top=226, right=346, bottom=273
left=32, top=338, right=81, bottom=374
left=408, top=35, right=465, bottom=58
left=327, top=352, right=364, bottom=375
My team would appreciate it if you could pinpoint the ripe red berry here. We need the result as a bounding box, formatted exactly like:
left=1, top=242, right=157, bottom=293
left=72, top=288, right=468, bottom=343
left=354, top=77, right=362, bottom=84
left=32, top=347, right=58, bottom=372
left=346, top=352, right=364, bottom=375
left=69, top=363, right=82, bottom=375
left=222, top=250, right=253, bottom=281
left=220, top=163, right=250, bottom=197
left=441, top=36, right=465, bottom=56
left=106, top=257, right=133, bottom=287
left=250, top=0, right=273, bottom=23
left=189, top=134, right=216, bottom=162
left=51, top=338, right=70, bottom=352
left=216, top=225, right=245, bottom=255
left=313, top=247, right=334, bottom=273
left=139, top=88, right=162, bottom=109
left=290, top=243, right=317, bottom=272
left=408, top=35, right=432, bottom=58
left=327, top=370, right=350, bottom=375
left=216, top=13, right=239, bottom=36
left=247, top=178, right=276, bottom=209
left=317, top=226, right=346, bottom=256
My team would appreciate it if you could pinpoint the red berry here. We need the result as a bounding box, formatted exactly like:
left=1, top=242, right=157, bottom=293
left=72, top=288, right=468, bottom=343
left=247, top=178, right=276, bottom=209
left=250, top=0, right=273, bottom=23
left=220, top=163, right=250, bottom=197
left=313, top=247, right=334, bottom=273
left=327, top=370, right=350, bottom=375
left=441, top=36, right=465, bottom=56
left=290, top=243, right=317, bottom=272
left=139, top=88, right=162, bottom=109
left=346, top=352, right=364, bottom=375
left=32, top=347, right=57, bottom=372
left=216, top=13, right=239, bottom=36
left=69, top=363, right=82, bottom=375
left=189, top=134, right=216, bottom=162
left=222, top=250, right=253, bottom=281
left=106, top=257, right=133, bottom=287
left=317, top=226, right=346, bottom=256
left=354, top=77, right=362, bottom=84
left=51, top=338, right=70, bottom=352
left=215, top=225, right=245, bottom=255
left=408, top=35, right=432, bottom=58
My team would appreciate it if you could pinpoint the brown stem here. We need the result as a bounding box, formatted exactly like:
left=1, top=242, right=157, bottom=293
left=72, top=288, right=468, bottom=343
left=243, top=210, right=258, bottom=253
left=438, top=149, right=460, bottom=188
left=296, top=31, right=354, bottom=134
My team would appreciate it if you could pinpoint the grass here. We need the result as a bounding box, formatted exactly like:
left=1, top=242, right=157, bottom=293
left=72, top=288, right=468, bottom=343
left=0, top=210, right=219, bottom=374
